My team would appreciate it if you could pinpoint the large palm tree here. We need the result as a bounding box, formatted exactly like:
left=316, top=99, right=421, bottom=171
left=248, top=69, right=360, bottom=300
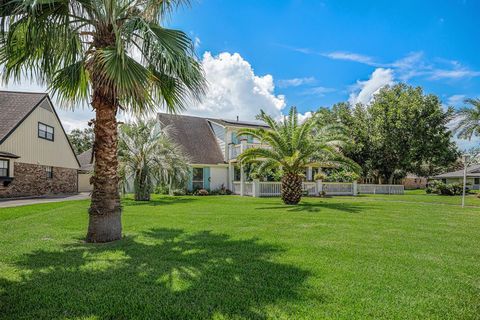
left=0, top=0, right=205, bottom=242
left=238, top=107, right=358, bottom=205
left=454, top=98, right=480, bottom=140
left=118, top=119, right=189, bottom=200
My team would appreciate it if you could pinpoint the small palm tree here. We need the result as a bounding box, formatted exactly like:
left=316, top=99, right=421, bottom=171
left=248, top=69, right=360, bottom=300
left=1, top=0, right=205, bottom=242
left=118, top=119, right=189, bottom=201
left=453, top=98, right=480, bottom=140
left=238, top=107, right=358, bottom=205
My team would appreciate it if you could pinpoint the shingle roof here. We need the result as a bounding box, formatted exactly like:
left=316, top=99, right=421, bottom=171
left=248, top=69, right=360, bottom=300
left=207, top=118, right=269, bottom=129
left=77, top=148, right=93, bottom=171
left=157, top=113, right=225, bottom=165
left=0, top=91, right=47, bottom=143
left=434, top=164, right=480, bottom=178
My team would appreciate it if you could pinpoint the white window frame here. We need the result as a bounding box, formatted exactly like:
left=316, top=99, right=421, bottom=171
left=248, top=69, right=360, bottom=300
left=192, top=167, right=204, bottom=189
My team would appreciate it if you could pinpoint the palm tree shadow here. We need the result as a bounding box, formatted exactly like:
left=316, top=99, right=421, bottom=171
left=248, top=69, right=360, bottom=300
left=0, top=228, right=311, bottom=319
left=122, top=196, right=196, bottom=206
left=256, top=200, right=366, bottom=214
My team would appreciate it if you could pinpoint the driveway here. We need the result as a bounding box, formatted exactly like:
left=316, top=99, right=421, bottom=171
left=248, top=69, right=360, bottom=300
left=0, top=193, right=90, bottom=208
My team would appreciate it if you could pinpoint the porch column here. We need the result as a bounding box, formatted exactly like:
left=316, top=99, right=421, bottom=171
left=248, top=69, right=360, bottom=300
left=228, top=162, right=234, bottom=191
left=240, top=164, right=245, bottom=196
left=316, top=180, right=323, bottom=195
left=307, top=166, right=313, bottom=181
left=240, top=139, right=247, bottom=196
left=228, top=142, right=234, bottom=160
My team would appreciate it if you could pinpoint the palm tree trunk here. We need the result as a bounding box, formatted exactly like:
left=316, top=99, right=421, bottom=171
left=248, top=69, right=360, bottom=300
left=134, top=168, right=151, bottom=201
left=281, top=172, right=302, bottom=205
left=168, top=176, right=173, bottom=196
left=86, top=90, right=122, bottom=243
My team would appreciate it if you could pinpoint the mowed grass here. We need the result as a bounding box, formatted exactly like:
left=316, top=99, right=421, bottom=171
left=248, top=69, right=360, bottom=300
left=1, top=192, right=480, bottom=319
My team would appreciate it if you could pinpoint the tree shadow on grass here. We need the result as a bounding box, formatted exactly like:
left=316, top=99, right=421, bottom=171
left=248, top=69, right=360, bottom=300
left=122, top=196, right=197, bottom=207
left=0, top=228, right=311, bottom=319
left=256, top=200, right=366, bottom=214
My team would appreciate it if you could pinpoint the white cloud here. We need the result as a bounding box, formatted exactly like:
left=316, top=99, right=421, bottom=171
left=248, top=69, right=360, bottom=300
left=391, top=52, right=431, bottom=81
left=194, top=36, right=201, bottom=48
left=320, top=49, right=480, bottom=82
left=278, top=77, right=315, bottom=88
left=187, top=52, right=286, bottom=121
left=302, top=86, right=335, bottom=96
left=447, top=94, right=466, bottom=106
left=298, top=111, right=313, bottom=123
left=322, top=51, right=377, bottom=66
left=429, top=68, right=480, bottom=80
left=348, top=68, right=395, bottom=105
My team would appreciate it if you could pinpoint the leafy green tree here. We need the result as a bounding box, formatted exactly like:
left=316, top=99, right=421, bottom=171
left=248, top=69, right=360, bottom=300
left=238, top=107, right=358, bottom=205
left=118, top=119, right=189, bottom=201
left=453, top=98, right=480, bottom=140
left=1, top=0, right=205, bottom=242
left=368, top=84, right=458, bottom=182
left=316, top=84, right=459, bottom=183
left=315, top=102, right=372, bottom=178
left=68, top=128, right=94, bottom=154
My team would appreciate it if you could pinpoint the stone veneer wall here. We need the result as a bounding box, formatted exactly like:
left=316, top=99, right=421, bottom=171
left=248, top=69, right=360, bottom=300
left=0, top=162, right=77, bottom=198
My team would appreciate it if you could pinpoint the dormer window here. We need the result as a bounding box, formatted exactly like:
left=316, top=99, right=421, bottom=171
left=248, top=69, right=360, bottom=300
left=38, top=122, right=54, bottom=141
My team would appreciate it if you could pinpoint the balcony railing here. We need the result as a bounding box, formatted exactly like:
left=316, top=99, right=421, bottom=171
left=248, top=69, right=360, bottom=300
left=228, top=142, right=271, bottom=160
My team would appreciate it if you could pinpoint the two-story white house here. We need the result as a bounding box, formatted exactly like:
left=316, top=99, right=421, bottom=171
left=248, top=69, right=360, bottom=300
left=157, top=113, right=318, bottom=193
left=0, top=91, right=80, bottom=198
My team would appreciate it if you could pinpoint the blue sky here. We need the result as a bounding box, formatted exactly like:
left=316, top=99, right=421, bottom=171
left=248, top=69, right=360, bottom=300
left=2, top=0, right=479, bottom=145
left=169, top=0, right=479, bottom=114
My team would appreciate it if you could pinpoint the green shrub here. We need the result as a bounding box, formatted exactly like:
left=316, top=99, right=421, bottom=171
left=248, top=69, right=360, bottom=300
left=171, top=189, right=186, bottom=196
left=154, top=185, right=169, bottom=195
left=209, top=184, right=232, bottom=195
left=194, top=189, right=209, bottom=196
left=324, top=170, right=359, bottom=182
left=426, top=180, right=463, bottom=196
left=314, top=172, right=327, bottom=181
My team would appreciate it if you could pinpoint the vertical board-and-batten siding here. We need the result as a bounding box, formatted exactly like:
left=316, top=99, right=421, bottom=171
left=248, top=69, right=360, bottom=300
left=209, top=121, right=227, bottom=160
left=0, top=99, right=79, bottom=169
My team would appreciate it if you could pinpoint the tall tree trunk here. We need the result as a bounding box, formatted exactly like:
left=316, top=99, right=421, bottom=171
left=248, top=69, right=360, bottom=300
left=388, top=174, right=395, bottom=185
left=134, top=168, right=151, bottom=201
left=86, top=90, right=122, bottom=243
left=281, top=172, right=303, bottom=205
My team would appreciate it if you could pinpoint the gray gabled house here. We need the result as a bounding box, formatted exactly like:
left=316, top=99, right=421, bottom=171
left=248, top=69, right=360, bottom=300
left=0, top=91, right=80, bottom=198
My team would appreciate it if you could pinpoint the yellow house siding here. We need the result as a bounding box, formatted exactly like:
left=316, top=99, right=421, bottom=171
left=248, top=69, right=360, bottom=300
left=0, top=100, right=79, bottom=169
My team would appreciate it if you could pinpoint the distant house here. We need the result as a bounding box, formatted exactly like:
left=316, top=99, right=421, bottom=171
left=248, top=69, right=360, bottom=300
left=158, top=113, right=276, bottom=192
left=0, top=91, right=80, bottom=198
left=77, top=148, right=94, bottom=192
left=432, top=165, right=480, bottom=189
left=401, top=174, right=428, bottom=190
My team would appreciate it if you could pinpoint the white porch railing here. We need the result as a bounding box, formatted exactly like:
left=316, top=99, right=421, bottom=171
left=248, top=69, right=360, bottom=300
left=232, top=180, right=404, bottom=197
left=228, top=142, right=272, bottom=160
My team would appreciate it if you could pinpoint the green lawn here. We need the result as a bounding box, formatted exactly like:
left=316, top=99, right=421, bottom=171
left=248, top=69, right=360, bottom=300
left=1, top=192, right=480, bottom=319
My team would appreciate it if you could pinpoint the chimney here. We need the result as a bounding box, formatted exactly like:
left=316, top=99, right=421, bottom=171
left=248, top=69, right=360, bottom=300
left=236, top=115, right=239, bottom=122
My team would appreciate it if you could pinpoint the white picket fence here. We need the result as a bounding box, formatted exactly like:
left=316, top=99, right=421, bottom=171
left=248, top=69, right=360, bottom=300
left=232, top=180, right=403, bottom=197
left=357, top=184, right=404, bottom=195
